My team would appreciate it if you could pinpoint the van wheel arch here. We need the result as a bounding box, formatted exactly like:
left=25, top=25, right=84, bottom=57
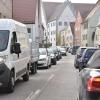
left=7, top=69, right=15, bottom=93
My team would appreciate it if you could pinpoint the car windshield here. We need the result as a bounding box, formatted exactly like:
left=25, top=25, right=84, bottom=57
left=39, top=49, right=46, bottom=55
left=0, top=30, right=9, bottom=51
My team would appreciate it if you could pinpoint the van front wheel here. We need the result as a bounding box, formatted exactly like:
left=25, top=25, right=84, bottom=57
left=23, top=68, right=29, bottom=81
left=7, top=71, right=15, bottom=93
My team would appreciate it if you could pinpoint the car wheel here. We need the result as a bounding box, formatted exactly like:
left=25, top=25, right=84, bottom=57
left=53, top=59, right=57, bottom=65
left=46, top=62, right=49, bottom=69
left=23, top=68, right=29, bottom=81
left=35, top=62, right=37, bottom=74
left=31, top=63, right=35, bottom=74
left=7, top=71, right=15, bottom=93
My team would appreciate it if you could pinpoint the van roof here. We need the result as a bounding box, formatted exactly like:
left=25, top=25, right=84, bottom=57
left=0, top=19, right=27, bottom=32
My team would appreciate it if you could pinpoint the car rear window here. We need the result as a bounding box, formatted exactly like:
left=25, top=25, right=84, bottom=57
left=84, top=49, right=97, bottom=58
left=87, top=50, right=100, bottom=69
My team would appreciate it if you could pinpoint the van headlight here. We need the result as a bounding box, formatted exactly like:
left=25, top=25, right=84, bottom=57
left=0, top=55, right=8, bottom=62
left=0, top=58, right=4, bottom=64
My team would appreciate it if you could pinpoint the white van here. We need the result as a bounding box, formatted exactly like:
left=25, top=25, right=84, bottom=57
left=0, top=19, right=30, bottom=92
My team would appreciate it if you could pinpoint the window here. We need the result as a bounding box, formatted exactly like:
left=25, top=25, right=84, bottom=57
left=17, top=32, right=28, bottom=48
left=51, top=32, right=52, bottom=35
left=0, top=30, right=9, bottom=51
left=51, top=23, right=52, bottom=27
left=84, top=22, right=88, bottom=29
left=48, top=24, right=49, bottom=27
left=3, top=16, right=6, bottom=18
left=53, top=22, right=55, bottom=26
left=59, top=21, right=62, bottom=26
left=64, top=22, right=67, bottom=26
left=27, top=28, right=31, bottom=33
left=0, top=13, right=2, bottom=18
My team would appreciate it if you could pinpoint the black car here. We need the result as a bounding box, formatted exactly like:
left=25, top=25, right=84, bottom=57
left=71, top=46, right=80, bottom=55
left=74, top=47, right=87, bottom=68
left=79, top=50, right=100, bottom=100
left=47, top=48, right=57, bottom=65
left=50, top=46, right=62, bottom=60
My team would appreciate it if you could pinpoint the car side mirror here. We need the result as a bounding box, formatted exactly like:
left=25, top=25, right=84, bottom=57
left=77, top=54, right=82, bottom=58
left=14, top=43, right=21, bottom=54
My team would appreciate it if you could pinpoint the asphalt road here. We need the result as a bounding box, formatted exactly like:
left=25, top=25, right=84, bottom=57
left=0, top=54, right=79, bottom=100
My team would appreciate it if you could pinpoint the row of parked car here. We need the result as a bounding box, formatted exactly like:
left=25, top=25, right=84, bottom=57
left=38, top=46, right=67, bottom=68
left=74, top=47, right=100, bottom=100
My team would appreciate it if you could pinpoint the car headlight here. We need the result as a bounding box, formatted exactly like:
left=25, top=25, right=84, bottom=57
left=39, top=58, right=46, bottom=61
left=51, top=54, right=55, bottom=58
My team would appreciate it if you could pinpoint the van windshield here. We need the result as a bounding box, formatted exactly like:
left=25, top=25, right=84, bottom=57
left=0, top=30, right=9, bottom=51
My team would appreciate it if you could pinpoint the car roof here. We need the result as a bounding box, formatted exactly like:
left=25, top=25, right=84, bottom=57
left=84, top=47, right=98, bottom=50
left=79, top=47, right=98, bottom=49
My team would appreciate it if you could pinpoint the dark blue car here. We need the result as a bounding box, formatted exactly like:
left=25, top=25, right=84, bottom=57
left=78, top=47, right=98, bottom=71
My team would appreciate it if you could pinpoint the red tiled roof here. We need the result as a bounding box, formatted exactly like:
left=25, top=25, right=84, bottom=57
left=43, top=2, right=95, bottom=22
left=73, top=3, right=95, bottom=20
left=13, top=0, right=37, bottom=23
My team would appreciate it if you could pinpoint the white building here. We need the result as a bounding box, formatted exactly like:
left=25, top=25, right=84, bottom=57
left=43, top=0, right=76, bottom=46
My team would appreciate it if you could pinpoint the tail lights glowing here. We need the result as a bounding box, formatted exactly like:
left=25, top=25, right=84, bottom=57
left=87, top=77, right=100, bottom=92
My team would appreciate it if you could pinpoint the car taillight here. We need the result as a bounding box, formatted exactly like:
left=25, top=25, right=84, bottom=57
left=87, top=77, right=100, bottom=92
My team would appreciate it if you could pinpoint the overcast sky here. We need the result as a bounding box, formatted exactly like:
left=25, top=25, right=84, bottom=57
left=42, top=0, right=97, bottom=3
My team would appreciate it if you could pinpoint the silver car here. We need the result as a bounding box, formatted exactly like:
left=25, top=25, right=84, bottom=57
left=79, top=50, right=100, bottom=100
left=38, top=48, right=51, bottom=68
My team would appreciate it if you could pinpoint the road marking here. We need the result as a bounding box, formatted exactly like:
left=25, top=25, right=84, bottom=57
left=26, top=89, right=41, bottom=100
left=26, top=91, right=34, bottom=100
left=47, top=74, right=54, bottom=82
left=31, top=89, right=41, bottom=100
left=26, top=74, right=55, bottom=100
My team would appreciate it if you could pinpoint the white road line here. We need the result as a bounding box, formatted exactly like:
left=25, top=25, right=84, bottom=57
left=31, top=89, right=41, bottom=100
left=26, top=90, right=41, bottom=100
left=26, top=91, right=34, bottom=100
left=47, top=74, right=54, bottom=82
left=26, top=74, right=55, bottom=100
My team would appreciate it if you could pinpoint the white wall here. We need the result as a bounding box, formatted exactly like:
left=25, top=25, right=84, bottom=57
left=48, top=20, right=56, bottom=46
left=58, top=5, right=76, bottom=32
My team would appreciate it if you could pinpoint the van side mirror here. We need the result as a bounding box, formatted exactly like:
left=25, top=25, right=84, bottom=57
left=14, top=43, right=21, bottom=54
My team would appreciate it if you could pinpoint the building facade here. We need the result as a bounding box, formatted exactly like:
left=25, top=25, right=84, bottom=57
left=43, top=1, right=76, bottom=46
left=85, top=1, right=100, bottom=47
left=0, top=0, right=12, bottom=18
left=13, top=0, right=47, bottom=46
left=60, top=25, right=73, bottom=46
left=43, top=1, right=94, bottom=46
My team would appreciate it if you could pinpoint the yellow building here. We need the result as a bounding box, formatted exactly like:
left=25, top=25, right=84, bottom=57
left=60, top=25, right=73, bottom=46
